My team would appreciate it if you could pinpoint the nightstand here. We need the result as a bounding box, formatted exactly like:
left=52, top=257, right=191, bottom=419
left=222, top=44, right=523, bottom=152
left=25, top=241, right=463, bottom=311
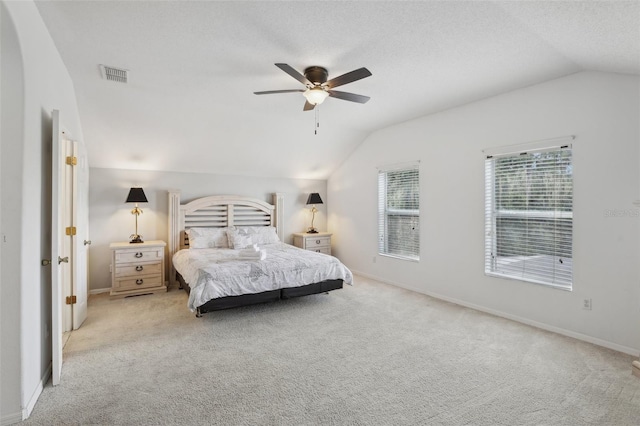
left=110, top=240, right=166, bottom=298
left=292, top=232, right=332, bottom=255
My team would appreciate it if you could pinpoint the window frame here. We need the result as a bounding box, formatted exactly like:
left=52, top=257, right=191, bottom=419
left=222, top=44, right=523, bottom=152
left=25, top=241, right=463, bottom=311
left=377, top=162, right=420, bottom=262
left=484, top=143, right=573, bottom=290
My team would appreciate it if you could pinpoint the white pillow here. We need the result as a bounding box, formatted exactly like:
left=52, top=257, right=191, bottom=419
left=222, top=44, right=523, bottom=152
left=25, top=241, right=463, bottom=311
left=186, top=227, right=230, bottom=249
left=227, top=226, right=280, bottom=248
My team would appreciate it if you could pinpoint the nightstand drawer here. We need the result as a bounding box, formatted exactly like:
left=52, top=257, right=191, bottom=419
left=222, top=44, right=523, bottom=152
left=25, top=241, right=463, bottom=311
left=310, top=247, right=331, bottom=255
left=115, top=262, right=162, bottom=278
left=307, top=236, right=330, bottom=248
left=114, top=275, right=163, bottom=291
left=115, top=247, right=163, bottom=264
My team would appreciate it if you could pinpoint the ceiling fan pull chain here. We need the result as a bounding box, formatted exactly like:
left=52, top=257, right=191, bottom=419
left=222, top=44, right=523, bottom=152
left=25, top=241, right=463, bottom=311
left=316, top=107, right=321, bottom=135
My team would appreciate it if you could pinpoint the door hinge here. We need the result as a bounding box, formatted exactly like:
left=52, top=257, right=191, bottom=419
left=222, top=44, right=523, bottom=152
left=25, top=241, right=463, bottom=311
left=65, top=226, right=77, bottom=236
left=66, top=156, right=77, bottom=166
left=66, top=295, right=77, bottom=305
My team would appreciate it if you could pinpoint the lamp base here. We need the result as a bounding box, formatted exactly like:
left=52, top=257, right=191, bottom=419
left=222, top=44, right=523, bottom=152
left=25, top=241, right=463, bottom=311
left=130, top=234, right=144, bottom=244
left=307, top=228, right=318, bottom=234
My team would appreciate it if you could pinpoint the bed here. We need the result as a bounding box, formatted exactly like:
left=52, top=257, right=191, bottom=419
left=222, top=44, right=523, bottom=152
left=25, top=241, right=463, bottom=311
left=168, top=191, right=352, bottom=316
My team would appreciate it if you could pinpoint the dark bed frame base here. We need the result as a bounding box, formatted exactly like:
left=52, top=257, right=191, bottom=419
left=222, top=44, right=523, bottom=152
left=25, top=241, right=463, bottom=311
left=176, top=273, right=343, bottom=317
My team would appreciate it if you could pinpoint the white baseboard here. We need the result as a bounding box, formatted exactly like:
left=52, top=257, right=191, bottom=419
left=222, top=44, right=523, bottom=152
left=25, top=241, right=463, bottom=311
left=1, top=411, right=22, bottom=426
left=351, top=270, right=640, bottom=357
left=20, top=362, right=51, bottom=421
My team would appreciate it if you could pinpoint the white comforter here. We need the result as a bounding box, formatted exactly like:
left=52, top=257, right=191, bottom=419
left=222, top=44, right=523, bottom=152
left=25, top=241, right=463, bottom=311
left=172, top=243, right=353, bottom=311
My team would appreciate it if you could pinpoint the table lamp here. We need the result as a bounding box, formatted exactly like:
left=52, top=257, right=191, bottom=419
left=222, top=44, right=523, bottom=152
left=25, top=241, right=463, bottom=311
left=126, top=187, right=148, bottom=243
left=306, top=193, right=323, bottom=234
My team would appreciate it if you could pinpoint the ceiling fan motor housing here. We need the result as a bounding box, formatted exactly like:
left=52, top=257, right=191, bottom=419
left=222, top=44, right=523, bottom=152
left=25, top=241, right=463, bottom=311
left=304, top=66, right=328, bottom=85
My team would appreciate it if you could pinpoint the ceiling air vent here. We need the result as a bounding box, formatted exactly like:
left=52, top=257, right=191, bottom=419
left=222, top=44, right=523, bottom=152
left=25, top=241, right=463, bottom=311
left=99, top=65, right=128, bottom=83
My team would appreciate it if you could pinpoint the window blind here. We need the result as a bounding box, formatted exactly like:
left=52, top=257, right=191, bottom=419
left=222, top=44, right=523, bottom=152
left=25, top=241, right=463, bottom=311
left=378, top=163, right=420, bottom=261
left=484, top=147, right=573, bottom=289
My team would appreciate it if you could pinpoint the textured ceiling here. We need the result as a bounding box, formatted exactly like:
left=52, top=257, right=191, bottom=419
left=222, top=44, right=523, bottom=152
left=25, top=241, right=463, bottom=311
left=35, top=1, right=640, bottom=180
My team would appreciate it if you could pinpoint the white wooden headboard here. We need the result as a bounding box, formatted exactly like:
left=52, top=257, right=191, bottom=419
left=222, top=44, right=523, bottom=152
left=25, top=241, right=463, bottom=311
left=167, top=191, right=284, bottom=287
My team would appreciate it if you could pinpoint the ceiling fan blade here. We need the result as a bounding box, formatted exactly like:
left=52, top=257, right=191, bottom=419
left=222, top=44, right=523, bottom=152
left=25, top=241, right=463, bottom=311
left=254, top=89, right=304, bottom=95
left=328, top=90, right=370, bottom=104
left=326, top=67, right=372, bottom=89
left=275, top=63, right=312, bottom=86
left=303, top=101, right=316, bottom=111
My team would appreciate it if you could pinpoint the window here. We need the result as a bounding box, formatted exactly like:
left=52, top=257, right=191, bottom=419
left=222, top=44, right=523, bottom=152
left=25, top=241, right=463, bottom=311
left=484, top=146, right=573, bottom=289
left=378, top=163, right=419, bottom=261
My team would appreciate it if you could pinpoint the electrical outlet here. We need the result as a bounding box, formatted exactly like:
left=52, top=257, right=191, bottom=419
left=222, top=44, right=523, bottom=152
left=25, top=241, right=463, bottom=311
left=583, top=298, right=592, bottom=310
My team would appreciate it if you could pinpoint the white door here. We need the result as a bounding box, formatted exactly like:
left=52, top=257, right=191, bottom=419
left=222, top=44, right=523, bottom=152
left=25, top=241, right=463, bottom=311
left=51, top=110, right=89, bottom=384
left=72, top=140, right=88, bottom=329
left=62, top=138, right=73, bottom=333
left=51, top=109, right=68, bottom=385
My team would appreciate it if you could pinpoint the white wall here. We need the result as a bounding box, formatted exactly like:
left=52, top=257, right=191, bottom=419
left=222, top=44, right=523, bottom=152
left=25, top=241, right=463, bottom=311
left=1, top=2, right=25, bottom=422
left=88, top=168, right=327, bottom=291
left=329, top=71, right=640, bottom=355
left=0, top=1, right=86, bottom=423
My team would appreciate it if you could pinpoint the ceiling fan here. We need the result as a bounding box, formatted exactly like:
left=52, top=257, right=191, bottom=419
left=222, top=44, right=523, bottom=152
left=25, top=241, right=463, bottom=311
left=254, top=63, right=372, bottom=111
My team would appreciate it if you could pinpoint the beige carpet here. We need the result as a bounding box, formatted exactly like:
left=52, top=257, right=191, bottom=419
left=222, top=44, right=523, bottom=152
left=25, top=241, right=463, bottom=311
left=25, top=275, right=640, bottom=425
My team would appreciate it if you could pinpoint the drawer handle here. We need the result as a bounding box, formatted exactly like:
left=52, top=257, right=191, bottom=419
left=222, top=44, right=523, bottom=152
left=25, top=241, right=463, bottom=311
left=136, top=266, right=143, bottom=271
left=316, top=240, right=321, bottom=244
left=134, top=252, right=143, bottom=258
left=136, top=279, right=143, bottom=285
left=315, top=249, right=321, bottom=252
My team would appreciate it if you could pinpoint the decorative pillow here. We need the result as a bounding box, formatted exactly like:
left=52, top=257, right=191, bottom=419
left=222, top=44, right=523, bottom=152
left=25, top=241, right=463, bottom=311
left=229, top=234, right=253, bottom=250
left=227, top=226, right=280, bottom=248
left=186, top=227, right=230, bottom=249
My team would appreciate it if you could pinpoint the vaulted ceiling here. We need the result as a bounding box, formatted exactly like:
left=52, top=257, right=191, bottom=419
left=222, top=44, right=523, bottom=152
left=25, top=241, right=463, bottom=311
left=35, top=1, right=640, bottom=180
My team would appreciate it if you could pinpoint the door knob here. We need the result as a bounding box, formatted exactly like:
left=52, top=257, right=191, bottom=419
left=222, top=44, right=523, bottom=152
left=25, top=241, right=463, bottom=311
left=84, top=240, right=92, bottom=246
left=41, top=259, right=51, bottom=266
left=58, top=256, right=69, bottom=264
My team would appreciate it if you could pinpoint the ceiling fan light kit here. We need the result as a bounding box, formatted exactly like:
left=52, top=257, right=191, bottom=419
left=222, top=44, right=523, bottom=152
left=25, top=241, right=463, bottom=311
left=303, top=87, right=329, bottom=105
